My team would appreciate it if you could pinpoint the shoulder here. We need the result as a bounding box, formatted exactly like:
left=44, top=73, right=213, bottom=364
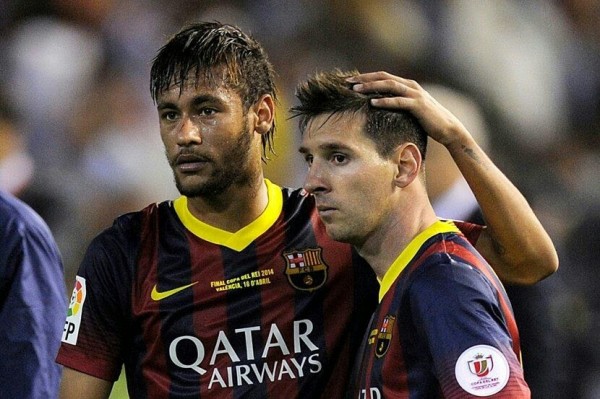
left=0, top=191, right=52, bottom=238
left=0, top=191, right=59, bottom=262
left=85, top=201, right=171, bottom=261
left=105, top=200, right=170, bottom=236
left=408, top=244, right=496, bottom=307
left=406, top=250, right=506, bottom=338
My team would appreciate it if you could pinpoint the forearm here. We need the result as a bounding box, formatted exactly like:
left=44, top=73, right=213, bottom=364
left=347, top=71, right=558, bottom=283
left=446, top=131, right=558, bottom=284
left=59, top=367, right=113, bottom=399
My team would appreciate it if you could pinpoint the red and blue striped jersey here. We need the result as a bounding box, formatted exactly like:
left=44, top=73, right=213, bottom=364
left=56, top=180, right=378, bottom=398
left=349, top=221, right=530, bottom=398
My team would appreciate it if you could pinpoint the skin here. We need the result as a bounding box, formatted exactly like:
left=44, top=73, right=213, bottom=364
left=59, top=369, right=112, bottom=399
left=348, top=72, right=558, bottom=283
left=300, top=78, right=534, bottom=399
left=59, top=70, right=557, bottom=398
left=59, top=74, right=276, bottom=399
left=155, top=74, right=275, bottom=231
left=300, top=113, right=397, bottom=245
left=300, top=112, right=437, bottom=277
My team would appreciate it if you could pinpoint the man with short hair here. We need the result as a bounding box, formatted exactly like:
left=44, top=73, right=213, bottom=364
left=293, top=70, right=534, bottom=397
left=56, top=23, right=554, bottom=398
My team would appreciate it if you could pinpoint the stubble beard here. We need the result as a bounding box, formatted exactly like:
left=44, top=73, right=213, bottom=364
left=324, top=218, right=366, bottom=247
left=172, top=125, right=256, bottom=198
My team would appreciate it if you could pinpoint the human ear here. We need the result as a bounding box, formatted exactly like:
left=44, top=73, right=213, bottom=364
left=253, top=94, right=275, bottom=135
left=393, top=143, right=422, bottom=188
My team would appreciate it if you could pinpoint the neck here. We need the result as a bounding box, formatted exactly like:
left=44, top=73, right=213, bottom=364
left=356, top=196, right=437, bottom=280
left=186, top=175, right=268, bottom=232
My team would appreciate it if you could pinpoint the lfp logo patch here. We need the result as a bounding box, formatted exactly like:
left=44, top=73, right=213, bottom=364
left=455, top=344, right=510, bottom=396
left=62, top=276, right=87, bottom=345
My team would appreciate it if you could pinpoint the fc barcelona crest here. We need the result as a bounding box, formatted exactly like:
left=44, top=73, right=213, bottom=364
left=283, top=248, right=328, bottom=292
left=375, top=315, right=396, bottom=358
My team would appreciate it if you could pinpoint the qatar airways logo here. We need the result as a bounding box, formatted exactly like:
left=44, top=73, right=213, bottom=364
left=168, top=319, right=323, bottom=389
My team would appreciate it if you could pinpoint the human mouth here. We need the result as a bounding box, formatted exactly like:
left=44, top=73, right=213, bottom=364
left=316, top=204, right=337, bottom=219
left=174, top=153, right=210, bottom=172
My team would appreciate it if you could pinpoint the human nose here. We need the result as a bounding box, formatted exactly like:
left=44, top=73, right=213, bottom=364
left=177, top=117, right=202, bottom=146
left=303, top=161, right=328, bottom=194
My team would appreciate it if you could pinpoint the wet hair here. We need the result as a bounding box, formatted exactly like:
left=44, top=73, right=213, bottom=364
left=150, top=21, right=277, bottom=159
left=291, top=69, right=427, bottom=160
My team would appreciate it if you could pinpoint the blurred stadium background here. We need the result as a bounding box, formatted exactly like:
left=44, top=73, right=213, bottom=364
left=1, top=1, right=599, bottom=398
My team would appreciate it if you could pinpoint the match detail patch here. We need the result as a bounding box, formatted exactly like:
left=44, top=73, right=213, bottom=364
left=454, top=344, right=510, bottom=396
left=61, top=275, right=87, bottom=345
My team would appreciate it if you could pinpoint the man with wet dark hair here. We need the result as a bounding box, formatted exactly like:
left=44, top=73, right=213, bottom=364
left=56, top=23, right=556, bottom=398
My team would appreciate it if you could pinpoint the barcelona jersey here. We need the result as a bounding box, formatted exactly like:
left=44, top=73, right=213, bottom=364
left=349, top=220, right=530, bottom=398
left=56, top=180, right=378, bottom=398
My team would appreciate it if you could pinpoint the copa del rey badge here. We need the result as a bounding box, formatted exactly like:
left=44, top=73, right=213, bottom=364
left=454, top=344, right=510, bottom=396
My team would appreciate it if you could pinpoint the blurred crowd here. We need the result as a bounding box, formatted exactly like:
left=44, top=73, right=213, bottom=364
left=0, top=1, right=599, bottom=398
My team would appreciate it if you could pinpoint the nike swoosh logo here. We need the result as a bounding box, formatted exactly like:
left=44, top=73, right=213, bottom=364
left=151, top=282, right=198, bottom=301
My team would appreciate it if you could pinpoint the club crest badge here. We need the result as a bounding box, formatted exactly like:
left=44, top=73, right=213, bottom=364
left=283, top=248, right=328, bottom=291
left=375, top=315, right=396, bottom=358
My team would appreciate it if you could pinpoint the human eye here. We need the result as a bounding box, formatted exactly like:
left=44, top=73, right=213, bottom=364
left=331, top=153, right=347, bottom=164
left=199, top=107, right=218, bottom=117
left=303, top=154, right=314, bottom=166
left=160, top=110, right=178, bottom=122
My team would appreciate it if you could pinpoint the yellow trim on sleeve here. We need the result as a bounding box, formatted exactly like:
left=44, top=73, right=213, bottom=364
left=173, top=179, right=283, bottom=252
left=378, top=220, right=460, bottom=302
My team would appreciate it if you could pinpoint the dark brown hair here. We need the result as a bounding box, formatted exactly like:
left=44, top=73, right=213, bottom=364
left=291, top=69, right=427, bottom=159
left=150, top=21, right=278, bottom=159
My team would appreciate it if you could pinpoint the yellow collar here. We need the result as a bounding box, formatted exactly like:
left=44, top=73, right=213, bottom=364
left=173, top=179, right=283, bottom=252
left=378, top=220, right=460, bottom=302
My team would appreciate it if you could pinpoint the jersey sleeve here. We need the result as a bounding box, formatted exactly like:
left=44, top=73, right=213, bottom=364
left=56, top=224, right=132, bottom=382
left=451, top=220, right=483, bottom=246
left=409, top=259, right=530, bottom=398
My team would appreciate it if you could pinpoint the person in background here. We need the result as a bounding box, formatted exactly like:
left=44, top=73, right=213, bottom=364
left=0, top=189, right=67, bottom=399
left=56, top=23, right=556, bottom=398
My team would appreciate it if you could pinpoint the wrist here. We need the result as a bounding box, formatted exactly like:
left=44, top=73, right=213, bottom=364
left=443, top=125, right=474, bottom=154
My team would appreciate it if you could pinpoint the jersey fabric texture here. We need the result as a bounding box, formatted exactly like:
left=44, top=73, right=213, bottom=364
left=56, top=180, right=379, bottom=399
left=0, top=190, right=67, bottom=399
left=349, top=220, right=530, bottom=398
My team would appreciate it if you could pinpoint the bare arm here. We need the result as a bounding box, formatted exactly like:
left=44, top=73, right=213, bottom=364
left=60, top=367, right=113, bottom=399
left=349, top=71, right=558, bottom=284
